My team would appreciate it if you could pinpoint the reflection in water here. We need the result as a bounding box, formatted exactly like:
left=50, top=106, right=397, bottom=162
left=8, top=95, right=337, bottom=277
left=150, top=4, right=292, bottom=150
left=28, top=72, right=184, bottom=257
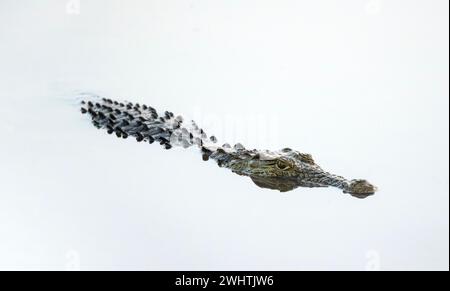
left=249, top=175, right=375, bottom=199
left=250, top=176, right=325, bottom=192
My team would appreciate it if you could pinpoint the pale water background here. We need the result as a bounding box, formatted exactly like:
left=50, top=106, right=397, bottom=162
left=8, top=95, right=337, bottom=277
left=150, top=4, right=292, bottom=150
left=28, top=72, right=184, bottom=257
left=0, top=0, right=448, bottom=270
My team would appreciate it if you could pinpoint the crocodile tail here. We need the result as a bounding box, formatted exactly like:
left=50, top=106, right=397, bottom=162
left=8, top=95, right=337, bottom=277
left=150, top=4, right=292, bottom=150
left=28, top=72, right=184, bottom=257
left=80, top=97, right=203, bottom=150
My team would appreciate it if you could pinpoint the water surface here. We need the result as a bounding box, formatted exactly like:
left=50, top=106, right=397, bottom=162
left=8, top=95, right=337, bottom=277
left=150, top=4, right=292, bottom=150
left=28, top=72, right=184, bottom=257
left=0, top=0, right=448, bottom=270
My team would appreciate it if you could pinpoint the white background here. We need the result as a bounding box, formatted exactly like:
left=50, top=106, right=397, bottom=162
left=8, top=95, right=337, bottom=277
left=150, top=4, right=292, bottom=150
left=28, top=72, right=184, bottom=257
left=0, top=0, right=448, bottom=270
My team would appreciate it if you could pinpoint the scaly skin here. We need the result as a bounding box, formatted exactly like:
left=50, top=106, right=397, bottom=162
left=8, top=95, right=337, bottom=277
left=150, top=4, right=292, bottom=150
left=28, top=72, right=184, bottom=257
left=80, top=97, right=377, bottom=199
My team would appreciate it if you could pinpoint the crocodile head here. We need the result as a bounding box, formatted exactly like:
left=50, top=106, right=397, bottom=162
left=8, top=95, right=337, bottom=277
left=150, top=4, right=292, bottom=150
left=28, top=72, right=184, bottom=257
left=226, top=148, right=327, bottom=192
left=221, top=147, right=377, bottom=198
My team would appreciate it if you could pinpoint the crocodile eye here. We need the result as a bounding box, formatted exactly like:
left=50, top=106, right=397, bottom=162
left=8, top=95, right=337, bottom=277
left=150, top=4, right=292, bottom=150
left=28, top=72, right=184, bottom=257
left=276, top=160, right=290, bottom=171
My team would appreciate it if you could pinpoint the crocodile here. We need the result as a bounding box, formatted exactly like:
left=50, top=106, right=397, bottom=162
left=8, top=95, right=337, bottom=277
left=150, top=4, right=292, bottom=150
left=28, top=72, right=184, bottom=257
left=80, top=97, right=377, bottom=199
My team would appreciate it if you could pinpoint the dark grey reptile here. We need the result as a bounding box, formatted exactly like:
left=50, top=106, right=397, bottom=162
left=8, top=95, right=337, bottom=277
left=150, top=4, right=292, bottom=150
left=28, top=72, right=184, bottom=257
left=81, top=97, right=377, bottom=199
